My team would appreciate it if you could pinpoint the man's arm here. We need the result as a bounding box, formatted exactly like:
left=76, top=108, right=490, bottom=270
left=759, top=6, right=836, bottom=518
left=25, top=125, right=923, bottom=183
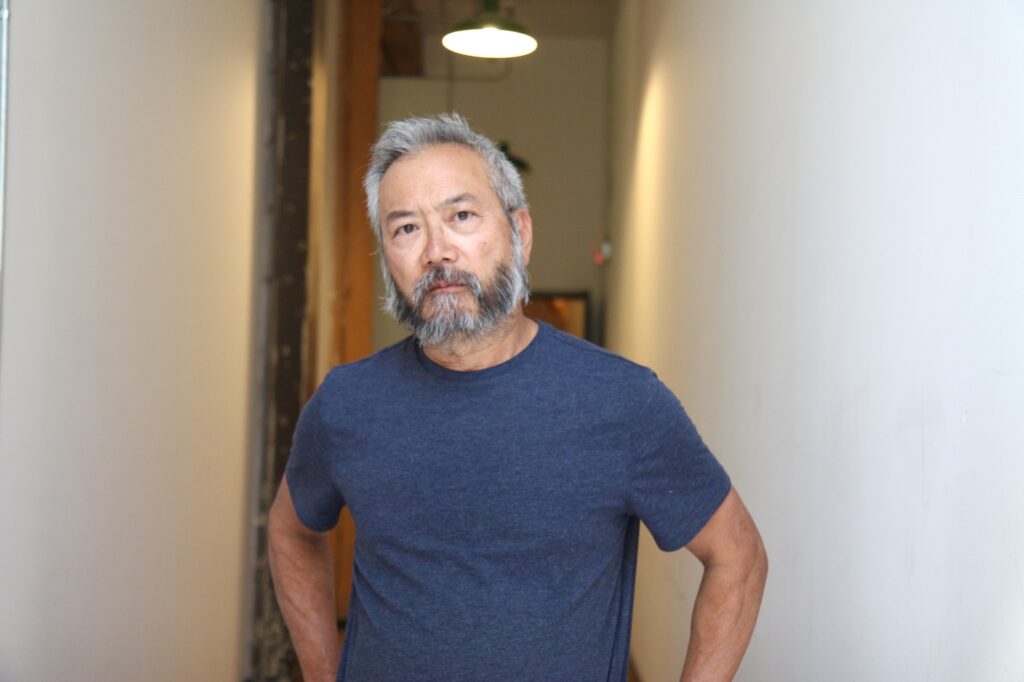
left=679, top=486, right=768, bottom=682
left=268, top=477, right=341, bottom=682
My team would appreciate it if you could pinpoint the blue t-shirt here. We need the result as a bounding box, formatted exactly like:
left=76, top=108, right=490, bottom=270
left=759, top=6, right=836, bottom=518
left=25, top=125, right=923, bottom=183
left=285, top=321, right=731, bottom=681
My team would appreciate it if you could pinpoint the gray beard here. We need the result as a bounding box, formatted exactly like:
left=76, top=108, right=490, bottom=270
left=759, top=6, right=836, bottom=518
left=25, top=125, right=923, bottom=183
left=383, top=257, right=530, bottom=347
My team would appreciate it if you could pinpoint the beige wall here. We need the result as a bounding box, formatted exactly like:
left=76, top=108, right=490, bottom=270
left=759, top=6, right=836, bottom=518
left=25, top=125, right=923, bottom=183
left=0, top=2, right=260, bottom=680
left=610, top=0, right=1024, bottom=680
left=374, top=35, right=609, bottom=348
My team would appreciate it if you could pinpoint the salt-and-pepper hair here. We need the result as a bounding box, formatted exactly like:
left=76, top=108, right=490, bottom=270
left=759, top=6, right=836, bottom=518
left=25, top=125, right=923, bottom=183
left=365, top=113, right=532, bottom=334
left=362, top=113, right=529, bottom=242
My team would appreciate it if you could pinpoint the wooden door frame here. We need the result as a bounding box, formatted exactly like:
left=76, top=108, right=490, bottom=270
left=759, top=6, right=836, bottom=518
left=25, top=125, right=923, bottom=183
left=307, top=0, right=381, bottom=636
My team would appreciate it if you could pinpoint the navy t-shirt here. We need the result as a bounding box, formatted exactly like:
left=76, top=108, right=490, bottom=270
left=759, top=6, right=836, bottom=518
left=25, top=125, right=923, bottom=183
left=285, top=321, right=731, bottom=681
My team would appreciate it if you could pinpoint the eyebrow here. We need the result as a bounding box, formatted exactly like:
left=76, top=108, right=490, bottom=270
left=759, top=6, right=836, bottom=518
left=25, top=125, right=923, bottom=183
left=384, top=193, right=480, bottom=226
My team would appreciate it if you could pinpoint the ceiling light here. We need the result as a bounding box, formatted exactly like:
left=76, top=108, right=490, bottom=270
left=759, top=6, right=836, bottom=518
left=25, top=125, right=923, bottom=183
left=441, top=0, right=538, bottom=59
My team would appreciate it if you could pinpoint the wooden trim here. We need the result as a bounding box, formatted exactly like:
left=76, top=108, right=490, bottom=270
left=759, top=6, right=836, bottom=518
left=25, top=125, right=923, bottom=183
left=305, top=0, right=380, bottom=640
left=332, top=0, right=379, bottom=371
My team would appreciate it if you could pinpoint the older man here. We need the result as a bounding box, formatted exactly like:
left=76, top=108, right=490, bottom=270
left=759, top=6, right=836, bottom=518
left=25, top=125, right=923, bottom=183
left=269, top=114, right=767, bottom=682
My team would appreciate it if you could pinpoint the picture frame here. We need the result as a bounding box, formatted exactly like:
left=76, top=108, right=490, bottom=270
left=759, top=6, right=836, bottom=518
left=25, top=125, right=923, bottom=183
left=524, top=291, right=591, bottom=342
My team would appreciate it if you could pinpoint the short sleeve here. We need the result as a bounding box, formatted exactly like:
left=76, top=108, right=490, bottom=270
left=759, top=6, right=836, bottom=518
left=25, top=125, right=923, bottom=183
left=627, top=373, right=731, bottom=552
left=284, top=386, right=346, bottom=532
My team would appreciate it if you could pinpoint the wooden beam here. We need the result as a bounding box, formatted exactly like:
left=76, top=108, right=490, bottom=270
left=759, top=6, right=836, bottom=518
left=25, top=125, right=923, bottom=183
left=250, top=0, right=314, bottom=677
left=333, top=0, right=380, bottom=370
left=329, top=0, right=381, bottom=630
left=381, top=0, right=424, bottom=77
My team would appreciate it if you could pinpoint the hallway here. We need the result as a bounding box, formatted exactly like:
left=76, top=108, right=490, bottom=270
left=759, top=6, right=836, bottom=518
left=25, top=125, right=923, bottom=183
left=1, top=1, right=1022, bottom=680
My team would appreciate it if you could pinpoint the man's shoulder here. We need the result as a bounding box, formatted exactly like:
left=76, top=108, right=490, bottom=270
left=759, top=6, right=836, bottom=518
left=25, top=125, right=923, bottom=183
left=537, top=323, right=657, bottom=384
left=318, top=336, right=415, bottom=394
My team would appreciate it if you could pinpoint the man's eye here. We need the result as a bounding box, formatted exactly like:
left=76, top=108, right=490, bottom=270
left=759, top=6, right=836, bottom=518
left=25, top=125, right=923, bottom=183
left=396, top=224, right=417, bottom=236
left=455, top=210, right=472, bottom=221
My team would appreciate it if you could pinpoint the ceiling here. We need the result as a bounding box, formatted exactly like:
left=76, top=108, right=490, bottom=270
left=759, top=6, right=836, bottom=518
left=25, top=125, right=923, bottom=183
left=393, top=0, right=618, bottom=40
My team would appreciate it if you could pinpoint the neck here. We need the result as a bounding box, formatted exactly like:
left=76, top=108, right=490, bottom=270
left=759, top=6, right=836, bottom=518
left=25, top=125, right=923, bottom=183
left=420, top=311, right=538, bottom=372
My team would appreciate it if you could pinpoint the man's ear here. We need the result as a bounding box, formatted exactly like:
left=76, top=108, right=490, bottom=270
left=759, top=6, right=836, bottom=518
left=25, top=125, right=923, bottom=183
left=513, top=208, right=533, bottom=266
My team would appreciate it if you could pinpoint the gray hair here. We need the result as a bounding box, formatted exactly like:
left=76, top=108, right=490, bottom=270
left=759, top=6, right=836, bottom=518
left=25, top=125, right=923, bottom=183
left=363, top=113, right=529, bottom=241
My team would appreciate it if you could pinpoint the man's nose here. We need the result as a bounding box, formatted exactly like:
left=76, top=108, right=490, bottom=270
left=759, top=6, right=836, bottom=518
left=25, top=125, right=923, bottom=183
left=422, top=223, right=456, bottom=266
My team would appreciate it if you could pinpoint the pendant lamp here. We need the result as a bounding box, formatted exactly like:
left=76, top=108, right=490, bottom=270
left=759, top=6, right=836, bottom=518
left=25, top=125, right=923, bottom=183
left=441, top=0, right=538, bottom=59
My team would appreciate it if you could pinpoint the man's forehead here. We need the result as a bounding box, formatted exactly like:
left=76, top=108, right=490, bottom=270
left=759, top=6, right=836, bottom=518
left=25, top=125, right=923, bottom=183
left=379, top=144, right=494, bottom=203
left=393, top=143, right=486, bottom=175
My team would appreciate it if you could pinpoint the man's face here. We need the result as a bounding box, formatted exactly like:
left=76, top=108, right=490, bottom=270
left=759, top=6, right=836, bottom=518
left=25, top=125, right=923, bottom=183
left=377, top=143, right=532, bottom=345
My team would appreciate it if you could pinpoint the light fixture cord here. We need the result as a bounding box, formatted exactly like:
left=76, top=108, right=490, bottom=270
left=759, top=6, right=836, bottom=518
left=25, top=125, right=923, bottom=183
left=443, top=0, right=456, bottom=112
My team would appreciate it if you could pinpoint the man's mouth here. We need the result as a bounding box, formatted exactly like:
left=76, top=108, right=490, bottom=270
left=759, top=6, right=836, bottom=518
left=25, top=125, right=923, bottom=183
left=429, top=280, right=465, bottom=292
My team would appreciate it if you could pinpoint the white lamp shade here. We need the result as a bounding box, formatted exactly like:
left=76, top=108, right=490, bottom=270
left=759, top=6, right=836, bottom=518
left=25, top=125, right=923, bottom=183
left=442, top=26, right=538, bottom=59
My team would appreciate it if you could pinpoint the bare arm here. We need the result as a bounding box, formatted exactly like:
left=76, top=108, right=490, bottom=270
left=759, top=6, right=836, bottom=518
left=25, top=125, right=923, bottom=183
left=268, top=477, right=340, bottom=682
left=679, top=487, right=768, bottom=682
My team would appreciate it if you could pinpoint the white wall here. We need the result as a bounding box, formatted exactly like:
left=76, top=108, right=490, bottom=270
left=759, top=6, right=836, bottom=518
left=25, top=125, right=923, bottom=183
left=609, top=1, right=1024, bottom=680
left=375, top=35, right=609, bottom=348
left=0, top=2, right=260, bottom=680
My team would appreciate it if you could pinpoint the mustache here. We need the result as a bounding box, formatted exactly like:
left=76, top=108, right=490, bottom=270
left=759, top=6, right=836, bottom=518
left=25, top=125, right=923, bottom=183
left=411, top=265, right=484, bottom=305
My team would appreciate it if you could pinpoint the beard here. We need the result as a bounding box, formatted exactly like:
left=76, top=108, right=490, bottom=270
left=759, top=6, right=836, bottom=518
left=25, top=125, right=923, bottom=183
left=383, top=250, right=530, bottom=347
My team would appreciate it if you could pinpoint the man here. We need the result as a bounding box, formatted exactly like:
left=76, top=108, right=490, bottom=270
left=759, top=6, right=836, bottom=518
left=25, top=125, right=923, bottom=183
left=269, top=113, right=767, bottom=682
